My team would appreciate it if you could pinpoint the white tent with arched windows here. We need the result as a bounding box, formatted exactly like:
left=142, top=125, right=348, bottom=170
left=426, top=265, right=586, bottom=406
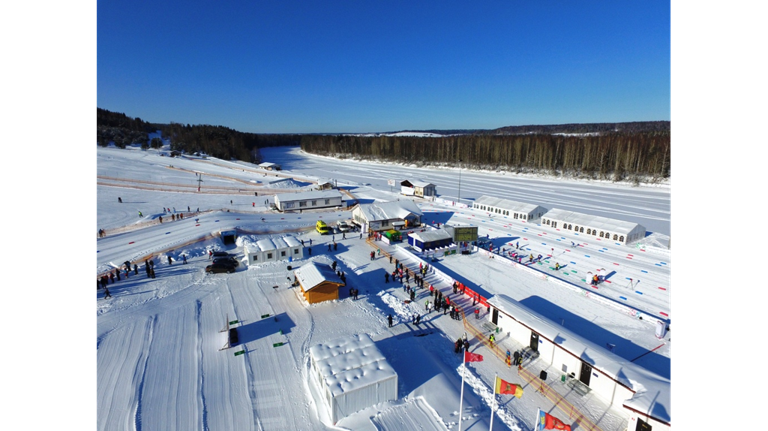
left=540, top=208, right=646, bottom=245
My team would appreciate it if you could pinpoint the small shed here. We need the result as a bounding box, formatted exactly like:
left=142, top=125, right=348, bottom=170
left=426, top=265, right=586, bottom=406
left=408, top=229, right=453, bottom=251
left=259, top=162, right=281, bottom=171
left=244, top=236, right=303, bottom=265
left=400, top=180, right=436, bottom=198
left=219, top=230, right=237, bottom=245
left=317, top=179, right=335, bottom=190
left=309, top=334, right=398, bottom=424
left=294, top=262, right=345, bottom=304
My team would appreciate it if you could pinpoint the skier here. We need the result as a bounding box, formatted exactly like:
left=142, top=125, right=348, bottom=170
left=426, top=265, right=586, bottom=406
left=118, top=197, right=122, bottom=203
left=182, top=255, right=187, bottom=264
left=385, top=272, right=389, bottom=283
left=555, top=262, right=560, bottom=270
left=133, top=264, right=138, bottom=275
left=308, top=247, right=312, bottom=256
left=138, top=211, right=143, bottom=218
left=388, top=314, right=393, bottom=327
left=159, top=216, right=163, bottom=223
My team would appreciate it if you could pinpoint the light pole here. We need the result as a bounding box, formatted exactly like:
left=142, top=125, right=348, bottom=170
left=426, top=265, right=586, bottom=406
left=457, top=159, right=462, bottom=206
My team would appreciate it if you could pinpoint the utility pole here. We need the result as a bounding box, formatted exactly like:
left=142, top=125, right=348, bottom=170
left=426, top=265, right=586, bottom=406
left=457, top=159, right=462, bottom=205
left=197, top=173, right=203, bottom=192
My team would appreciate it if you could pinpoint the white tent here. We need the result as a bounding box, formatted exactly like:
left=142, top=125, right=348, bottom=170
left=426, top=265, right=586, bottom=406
left=243, top=235, right=303, bottom=265
left=309, top=334, right=398, bottom=424
left=541, top=208, right=646, bottom=245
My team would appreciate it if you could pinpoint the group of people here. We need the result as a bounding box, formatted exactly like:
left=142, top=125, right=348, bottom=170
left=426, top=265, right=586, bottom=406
left=454, top=335, right=470, bottom=354
left=98, top=258, right=160, bottom=299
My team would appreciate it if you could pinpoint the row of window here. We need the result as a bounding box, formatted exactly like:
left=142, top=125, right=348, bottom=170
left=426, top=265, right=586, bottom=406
left=543, top=219, right=626, bottom=242
left=283, top=199, right=333, bottom=209
left=473, top=205, right=528, bottom=220
left=252, top=248, right=301, bottom=261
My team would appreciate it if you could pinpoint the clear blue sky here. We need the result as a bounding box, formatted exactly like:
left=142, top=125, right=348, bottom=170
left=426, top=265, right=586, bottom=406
left=97, top=1, right=670, bottom=133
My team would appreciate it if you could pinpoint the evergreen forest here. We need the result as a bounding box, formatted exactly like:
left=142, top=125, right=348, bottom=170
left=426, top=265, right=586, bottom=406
left=98, top=108, right=669, bottom=183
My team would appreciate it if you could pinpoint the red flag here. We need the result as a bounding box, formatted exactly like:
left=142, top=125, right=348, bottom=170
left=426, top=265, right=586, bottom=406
left=464, top=351, right=483, bottom=363
left=538, top=410, right=571, bottom=431
left=494, top=376, right=523, bottom=398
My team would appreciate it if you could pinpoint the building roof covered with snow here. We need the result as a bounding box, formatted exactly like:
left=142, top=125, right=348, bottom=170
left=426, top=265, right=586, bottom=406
left=473, top=196, right=547, bottom=220
left=541, top=208, right=646, bottom=244
left=487, top=294, right=670, bottom=425
left=309, top=334, right=398, bottom=424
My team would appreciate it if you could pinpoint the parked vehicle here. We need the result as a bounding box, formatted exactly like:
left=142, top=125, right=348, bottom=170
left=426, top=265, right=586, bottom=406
left=213, top=256, right=239, bottom=267
left=206, top=261, right=237, bottom=274
left=337, top=221, right=351, bottom=232
left=316, top=220, right=330, bottom=235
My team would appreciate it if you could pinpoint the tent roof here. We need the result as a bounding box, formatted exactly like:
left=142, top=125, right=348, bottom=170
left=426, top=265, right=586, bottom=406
left=401, top=179, right=435, bottom=188
left=357, top=200, right=423, bottom=222
left=474, top=195, right=546, bottom=214
left=409, top=229, right=452, bottom=243
left=487, top=294, right=670, bottom=424
left=309, top=334, right=397, bottom=397
left=295, top=261, right=344, bottom=291
left=274, top=190, right=342, bottom=202
left=543, top=208, right=645, bottom=235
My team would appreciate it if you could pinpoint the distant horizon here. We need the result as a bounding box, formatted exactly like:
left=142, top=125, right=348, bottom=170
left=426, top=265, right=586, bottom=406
left=98, top=106, right=669, bottom=135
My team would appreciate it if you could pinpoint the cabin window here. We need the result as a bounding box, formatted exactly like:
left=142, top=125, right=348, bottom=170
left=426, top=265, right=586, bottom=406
left=281, top=251, right=286, bottom=257
left=620, top=236, right=625, bottom=242
left=267, top=253, right=273, bottom=259
left=580, top=227, right=584, bottom=233
left=311, top=200, right=317, bottom=206
left=299, top=201, right=306, bottom=207
left=613, top=234, right=618, bottom=240
left=325, top=199, right=330, bottom=204
left=587, top=229, right=592, bottom=235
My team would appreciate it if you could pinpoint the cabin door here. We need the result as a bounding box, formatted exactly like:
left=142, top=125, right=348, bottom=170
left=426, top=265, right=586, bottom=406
left=579, top=362, right=592, bottom=386
left=529, top=332, right=539, bottom=352
left=635, top=418, right=652, bottom=431
left=491, top=308, right=499, bottom=325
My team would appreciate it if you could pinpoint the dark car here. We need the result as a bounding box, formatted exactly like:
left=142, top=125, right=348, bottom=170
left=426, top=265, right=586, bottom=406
left=206, top=261, right=237, bottom=274
left=213, top=256, right=239, bottom=267
left=212, top=251, right=231, bottom=259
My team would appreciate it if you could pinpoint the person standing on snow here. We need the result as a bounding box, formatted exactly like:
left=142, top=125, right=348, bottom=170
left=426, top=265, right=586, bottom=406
left=388, top=314, right=393, bottom=327
left=168, top=256, right=173, bottom=265
left=104, top=287, right=111, bottom=299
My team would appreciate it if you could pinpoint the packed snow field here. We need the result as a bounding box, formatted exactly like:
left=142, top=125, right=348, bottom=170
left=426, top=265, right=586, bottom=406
left=97, top=145, right=670, bottom=431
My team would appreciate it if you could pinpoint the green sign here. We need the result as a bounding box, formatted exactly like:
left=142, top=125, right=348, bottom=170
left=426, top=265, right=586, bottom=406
left=234, top=350, right=245, bottom=356
left=229, top=320, right=239, bottom=325
left=273, top=342, right=284, bottom=348
left=261, top=314, right=271, bottom=319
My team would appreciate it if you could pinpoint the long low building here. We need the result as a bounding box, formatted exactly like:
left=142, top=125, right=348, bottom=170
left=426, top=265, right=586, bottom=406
left=486, top=294, right=670, bottom=431
left=472, top=196, right=547, bottom=221
left=244, top=235, right=303, bottom=265
left=541, top=208, right=646, bottom=245
left=274, top=190, right=344, bottom=212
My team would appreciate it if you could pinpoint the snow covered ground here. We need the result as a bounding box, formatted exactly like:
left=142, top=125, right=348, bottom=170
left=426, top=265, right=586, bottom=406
left=93, top=145, right=671, bottom=430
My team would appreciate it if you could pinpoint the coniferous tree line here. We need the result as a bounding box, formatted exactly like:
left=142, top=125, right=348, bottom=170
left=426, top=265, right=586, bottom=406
left=97, top=108, right=670, bottom=182
left=97, top=108, right=301, bottom=162
left=300, top=131, right=670, bottom=182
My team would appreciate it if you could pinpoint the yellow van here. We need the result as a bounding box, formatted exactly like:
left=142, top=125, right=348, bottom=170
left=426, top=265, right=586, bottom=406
left=316, top=220, right=330, bottom=235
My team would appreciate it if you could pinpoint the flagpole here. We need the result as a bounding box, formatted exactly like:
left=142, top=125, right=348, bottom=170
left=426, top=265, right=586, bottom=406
left=459, top=352, right=465, bottom=430
left=489, top=374, right=496, bottom=431
left=535, top=408, right=540, bottom=431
